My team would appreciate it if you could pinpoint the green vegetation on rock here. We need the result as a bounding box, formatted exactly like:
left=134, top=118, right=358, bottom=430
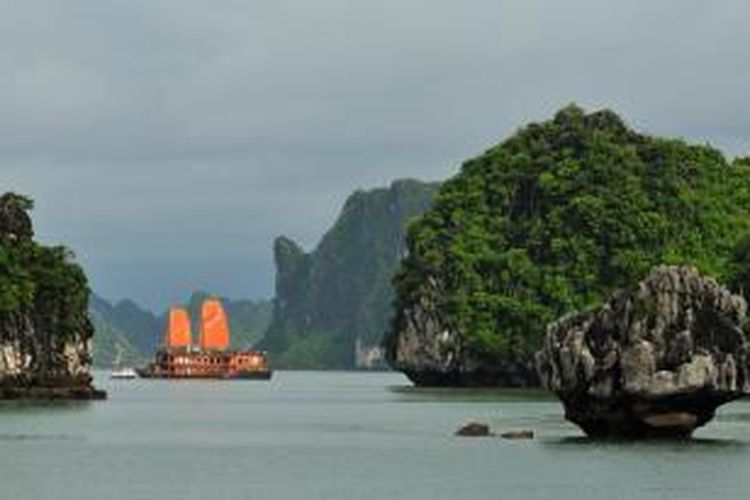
left=0, top=193, right=99, bottom=394
left=387, top=105, right=750, bottom=383
left=0, top=193, right=91, bottom=343
left=260, top=179, right=440, bottom=369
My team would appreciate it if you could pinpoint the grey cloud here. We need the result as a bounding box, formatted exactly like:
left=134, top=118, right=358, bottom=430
left=2, top=0, right=749, bottom=309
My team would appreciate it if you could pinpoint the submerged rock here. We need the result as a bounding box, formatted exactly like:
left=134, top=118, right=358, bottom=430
left=500, top=430, right=534, bottom=440
left=456, top=421, right=493, bottom=437
left=537, top=266, right=749, bottom=438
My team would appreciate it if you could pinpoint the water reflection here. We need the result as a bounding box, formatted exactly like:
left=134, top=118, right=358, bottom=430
left=544, top=435, right=748, bottom=450
left=0, top=400, right=93, bottom=413
left=389, top=385, right=555, bottom=403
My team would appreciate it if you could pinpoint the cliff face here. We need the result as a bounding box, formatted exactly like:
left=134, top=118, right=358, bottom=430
left=386, top=105, right=750, bottom=386
left=0, top=193, right=104, bottom=398
left=260, top=179, right=440, bottom=369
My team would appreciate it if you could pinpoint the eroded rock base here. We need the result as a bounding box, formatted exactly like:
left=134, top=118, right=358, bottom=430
left=0, top=386, right=107, bottom=400
left=561, top=389, right=739, bottom=439
left=0, top=375, right=106, bottom=400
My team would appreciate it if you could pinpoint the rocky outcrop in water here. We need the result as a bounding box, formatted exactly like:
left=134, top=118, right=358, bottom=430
left=0, top=193, right=105, bottom=399
left=537, top=266, right=749, bottom=438
left=386, top=276, right=538, bottom=386
left=385, top=106, right=750, bottom=388
left=455, top=421, right=492, bottom=437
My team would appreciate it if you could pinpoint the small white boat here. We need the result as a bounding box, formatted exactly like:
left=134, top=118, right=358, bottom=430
left=110, top=367, right=138, bottom=379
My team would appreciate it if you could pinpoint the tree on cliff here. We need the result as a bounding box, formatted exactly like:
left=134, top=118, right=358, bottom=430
left=386, top=105, right=750, bottom=385
left=0, top=198, right=90, bottom=342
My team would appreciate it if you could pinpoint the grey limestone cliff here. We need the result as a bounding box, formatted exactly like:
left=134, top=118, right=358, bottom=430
left=537, top=266, right=748, bottom=437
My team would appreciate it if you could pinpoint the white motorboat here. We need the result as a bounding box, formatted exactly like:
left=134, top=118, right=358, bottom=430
left=110, top=367, right=138, bottom=379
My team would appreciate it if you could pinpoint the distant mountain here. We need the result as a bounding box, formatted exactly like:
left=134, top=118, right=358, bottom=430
left=89, top=294, right=161, bottom=357
left=259, top=179, right=441, bottom=369
left=89, top=308, right=143, bottom=368
left=90, top=292, right=271, bottom=367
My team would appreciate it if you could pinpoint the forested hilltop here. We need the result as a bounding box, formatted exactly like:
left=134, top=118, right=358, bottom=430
left=386, top=105, right=750, bottom=386
left=259, top=179, right=440, bottom=369
left=91, top=292, right=271, bottom=367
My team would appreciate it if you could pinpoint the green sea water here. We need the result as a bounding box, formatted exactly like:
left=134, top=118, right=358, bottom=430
left=1, top=370, right=749, bottom=499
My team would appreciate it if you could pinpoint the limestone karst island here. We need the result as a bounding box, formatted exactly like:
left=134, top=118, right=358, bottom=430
left=0, top=193, right=104, bottom=399
left=7, top=2, right=750, bottom=499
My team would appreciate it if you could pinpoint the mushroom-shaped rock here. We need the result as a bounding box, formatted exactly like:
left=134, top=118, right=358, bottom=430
left=537, top=266, right=749, bottom=438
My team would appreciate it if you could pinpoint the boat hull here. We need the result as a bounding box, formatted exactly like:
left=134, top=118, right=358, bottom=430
left=135, top=367, right=272, bottom=380
left=135, top=348, right=273, bottom=381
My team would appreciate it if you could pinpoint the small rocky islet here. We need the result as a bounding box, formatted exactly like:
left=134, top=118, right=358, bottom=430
left=538, top=266, right=748, bottom=438
left=0, top=193, right=104, bottom=400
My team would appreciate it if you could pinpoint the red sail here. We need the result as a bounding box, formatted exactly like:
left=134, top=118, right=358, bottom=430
left=166, top=307, right=192, bottom=349
left=200, top=299, right=230, bottom=351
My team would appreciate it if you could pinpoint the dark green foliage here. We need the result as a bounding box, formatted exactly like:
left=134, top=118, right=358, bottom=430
left=390, top=105, right=750, bottom=362
left=261, top=179, right=440, bottom=369
left=0, top=193, right=91, bottom=342
left=727, top=230, right=750, bottom=304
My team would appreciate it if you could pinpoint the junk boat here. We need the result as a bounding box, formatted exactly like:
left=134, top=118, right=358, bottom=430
left=136, top=298, right=272, bottom=380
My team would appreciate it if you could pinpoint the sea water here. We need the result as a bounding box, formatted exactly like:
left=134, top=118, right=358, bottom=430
left=0, top=371, right=749, bottom=500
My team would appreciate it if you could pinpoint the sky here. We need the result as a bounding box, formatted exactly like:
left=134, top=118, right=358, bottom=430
left=2, top=1, right=749, bottom=311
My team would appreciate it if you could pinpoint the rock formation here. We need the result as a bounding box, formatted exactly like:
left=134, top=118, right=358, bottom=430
left=386, top=275, right=538, bottom=386
left=385, top=105, right=750, bottom=387
left=260, top=179, right=440, bottom=369
left=537, top=266, right=749, bottom=438
left=455, top=421, right=492, bottom=437
left=0, top=193, right=105, bottom=399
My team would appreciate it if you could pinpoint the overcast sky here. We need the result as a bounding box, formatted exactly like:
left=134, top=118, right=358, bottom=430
left=2, top=1, right=749, bottom=310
